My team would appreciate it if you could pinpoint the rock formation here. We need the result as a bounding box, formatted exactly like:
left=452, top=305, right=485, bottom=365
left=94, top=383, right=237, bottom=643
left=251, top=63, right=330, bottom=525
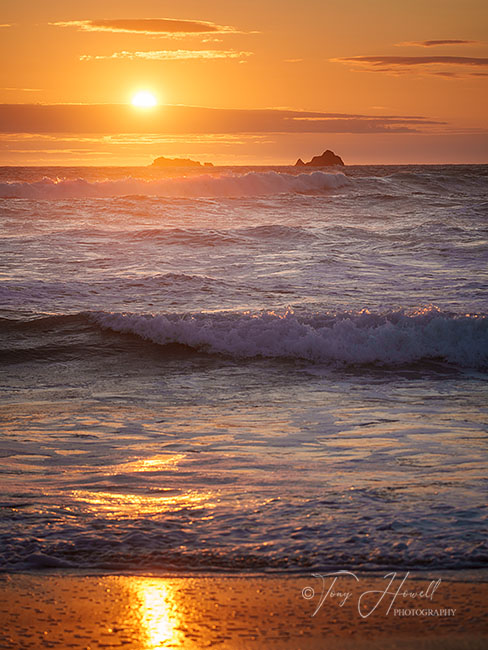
left=294, top=150, right=344, bottom=167
left=151, top=156, right=213, bottom=168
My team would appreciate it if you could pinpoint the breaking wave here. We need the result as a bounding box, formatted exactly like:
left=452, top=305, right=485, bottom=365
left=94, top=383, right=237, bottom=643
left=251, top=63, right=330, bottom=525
left=90, top=307, right=488, bottom=368
left=0, top=170, right=350, bottom=199
left=3, top=307, right=487, bottom=369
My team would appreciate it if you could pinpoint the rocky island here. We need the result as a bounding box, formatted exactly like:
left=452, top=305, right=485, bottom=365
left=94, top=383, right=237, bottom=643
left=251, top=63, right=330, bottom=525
left=151, top=156, right=214, bottom=168
left=295, top=150, right=344, bottom=167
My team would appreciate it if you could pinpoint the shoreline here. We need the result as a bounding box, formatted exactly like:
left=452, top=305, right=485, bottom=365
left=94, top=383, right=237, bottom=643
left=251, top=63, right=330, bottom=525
left=2, top=567, right=488, bottom=580
left=1, top=572, right=487, bottom=649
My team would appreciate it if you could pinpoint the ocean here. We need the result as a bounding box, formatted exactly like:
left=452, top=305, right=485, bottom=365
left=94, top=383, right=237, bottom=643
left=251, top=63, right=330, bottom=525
left=0, top=163, right=487, bottom=575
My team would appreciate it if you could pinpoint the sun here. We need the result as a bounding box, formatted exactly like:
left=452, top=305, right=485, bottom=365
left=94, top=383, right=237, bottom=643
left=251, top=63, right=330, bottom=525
left=131, top=91, right=158, bottom=108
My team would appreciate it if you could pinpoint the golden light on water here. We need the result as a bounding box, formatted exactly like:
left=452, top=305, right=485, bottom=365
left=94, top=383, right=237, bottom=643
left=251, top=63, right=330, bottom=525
left=133, top=580, right=184, bottom=649
left=131, top=91, right=158, bottom=108
left=69, top=452, right=215, bottom=516
left=71, top=488, right=214, bottom=516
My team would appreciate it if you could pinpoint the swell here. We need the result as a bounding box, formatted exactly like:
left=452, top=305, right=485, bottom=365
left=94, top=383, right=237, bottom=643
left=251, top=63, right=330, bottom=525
left=353, top=165, right=488, bottom=197
left=0, top=272, right=233, bottom=296
left=0, top=170, right=350, bottom=199
left=2, top=307, right=487, bottom=369
left=128, top=224, right=317, bottom=245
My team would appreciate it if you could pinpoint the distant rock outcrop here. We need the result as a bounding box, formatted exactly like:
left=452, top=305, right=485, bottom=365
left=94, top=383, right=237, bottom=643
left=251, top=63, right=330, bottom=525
left=151, top=156, right=213, bottom=168
left=294, top=150, right=344, bottom=167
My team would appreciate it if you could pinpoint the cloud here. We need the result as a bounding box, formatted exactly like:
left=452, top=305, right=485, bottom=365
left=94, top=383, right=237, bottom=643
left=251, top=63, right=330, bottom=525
left=0, top=24, right=12, bottom=28
left=432, top=71, right=459, bottom=77
left=428, top=71, right=488, bottom=78
left=80, top=49, right=252, bottom=61
left=0, top=87, right=42, bottom=92
left=397, top=39, right=479, bottom=47
left=333, top=56, right=488, bottom=67
left=50, top=18, right=237, bottom=35
left=0, top=104, right=443, bottom=135
left=0, top=133, right=271, bottom=146
left=332, top=55, right=488, bottom=77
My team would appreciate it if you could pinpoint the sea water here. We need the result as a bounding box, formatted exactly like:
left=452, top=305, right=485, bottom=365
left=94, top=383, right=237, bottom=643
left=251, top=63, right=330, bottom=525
left=0, top=164, right=487, bottom=572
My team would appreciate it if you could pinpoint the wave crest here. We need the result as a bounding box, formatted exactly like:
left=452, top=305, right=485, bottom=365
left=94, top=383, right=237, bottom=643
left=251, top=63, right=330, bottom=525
left=0, top=170, right=350, bottom=199
left=90, top=307, right=488, bottom=368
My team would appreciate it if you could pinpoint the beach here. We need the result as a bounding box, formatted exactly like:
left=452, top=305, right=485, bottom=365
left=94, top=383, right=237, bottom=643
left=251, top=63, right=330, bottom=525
left=1, top=573, right=487, bottom=649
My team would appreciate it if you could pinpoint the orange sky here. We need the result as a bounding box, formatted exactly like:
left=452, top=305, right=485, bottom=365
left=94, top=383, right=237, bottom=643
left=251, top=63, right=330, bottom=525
left=1, top=0, right=487, bottom=165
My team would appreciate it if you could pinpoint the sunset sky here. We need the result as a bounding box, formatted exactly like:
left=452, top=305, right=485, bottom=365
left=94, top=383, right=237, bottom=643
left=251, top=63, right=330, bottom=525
left=1, top=0, right=487, bottom=165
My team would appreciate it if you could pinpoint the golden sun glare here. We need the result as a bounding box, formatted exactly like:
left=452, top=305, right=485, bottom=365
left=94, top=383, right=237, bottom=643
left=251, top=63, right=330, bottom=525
left=131, top=91, right=158, bottom=108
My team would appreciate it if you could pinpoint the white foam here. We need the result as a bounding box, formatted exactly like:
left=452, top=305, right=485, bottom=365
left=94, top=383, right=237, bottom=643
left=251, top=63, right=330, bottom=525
left=0, top=170, right=350, bottom=199
left=91, top=307, right=488, bottom=368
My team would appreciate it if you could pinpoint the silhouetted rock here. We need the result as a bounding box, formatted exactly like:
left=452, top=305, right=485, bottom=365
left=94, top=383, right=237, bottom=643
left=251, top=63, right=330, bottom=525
left=151, top=156, right=213, bottom=167
left=294, top=150, right=344, bottom=167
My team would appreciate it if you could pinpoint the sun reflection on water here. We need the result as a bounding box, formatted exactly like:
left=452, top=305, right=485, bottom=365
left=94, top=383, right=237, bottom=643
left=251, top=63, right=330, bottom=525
left=71, top=488, right=214, bottom=516
left=69, top=453, right=216, bottom=517
left=132, top=579, right=184, bottom=649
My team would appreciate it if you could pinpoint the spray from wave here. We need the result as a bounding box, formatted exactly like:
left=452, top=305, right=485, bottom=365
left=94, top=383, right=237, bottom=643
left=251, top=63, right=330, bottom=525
left=0, top=170, right=350, bottom=199
left=89, top=307, right=488, bottom=368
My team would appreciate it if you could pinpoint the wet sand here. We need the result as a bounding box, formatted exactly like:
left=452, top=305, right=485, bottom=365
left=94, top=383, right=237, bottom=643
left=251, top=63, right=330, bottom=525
left=0, top=573, right=487, bottom=649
